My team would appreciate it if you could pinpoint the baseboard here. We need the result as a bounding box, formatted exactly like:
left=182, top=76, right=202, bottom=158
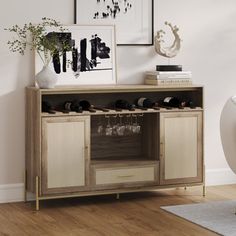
left=0, top=169, right=236, bottom=203
left=0, top=183, right=24, bottom=203
left=206, top=168, right=236, bottom=186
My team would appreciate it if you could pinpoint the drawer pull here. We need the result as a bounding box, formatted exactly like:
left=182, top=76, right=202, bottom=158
left=117, top=175, right=134, bottom=178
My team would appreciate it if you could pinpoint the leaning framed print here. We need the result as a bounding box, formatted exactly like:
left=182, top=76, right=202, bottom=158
left=35, top=25, right=117, bottom=85
left=74, top=0, right=154, bottom=46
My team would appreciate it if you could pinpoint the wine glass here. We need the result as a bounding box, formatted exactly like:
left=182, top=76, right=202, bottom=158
left=112, top=115, right=118, bottom=136
left=105, top=115, right=113, bottom=136
left=97, top=116, right=104, bottom=135
left=116, top=115, right=126, bottom=136
left=125, top=114, right=133, bottom=135
left=132, top=114, right=141, bottom=134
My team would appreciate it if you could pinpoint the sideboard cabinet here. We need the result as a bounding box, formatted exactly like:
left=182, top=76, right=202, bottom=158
left=25, top=85, right=204, bottom=210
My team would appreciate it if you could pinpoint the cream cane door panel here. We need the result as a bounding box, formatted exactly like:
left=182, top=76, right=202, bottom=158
left=160, top=112, right=203, bottom=185
left=41, top=116, right=90, bottom=195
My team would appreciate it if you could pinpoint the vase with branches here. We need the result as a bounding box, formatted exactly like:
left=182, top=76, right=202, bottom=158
left=5, top=17, right=70, bottom=88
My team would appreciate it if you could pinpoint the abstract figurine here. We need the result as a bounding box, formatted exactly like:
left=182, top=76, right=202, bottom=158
left=154, top=22, right=181, bottom=58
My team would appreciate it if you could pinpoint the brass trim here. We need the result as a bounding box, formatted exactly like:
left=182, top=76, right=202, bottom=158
left=203, top=164, right=206, bottom=197
left=36, top=176, right=39, bottom=211
left=203, top=185, right=206, bottom=197
left=24, top=170, right=27, bottom=202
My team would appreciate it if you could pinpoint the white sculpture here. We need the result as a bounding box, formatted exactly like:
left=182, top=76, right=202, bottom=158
left=154, top=22, right=181, bottom=58
left=220, top=96, right=236, bottom=175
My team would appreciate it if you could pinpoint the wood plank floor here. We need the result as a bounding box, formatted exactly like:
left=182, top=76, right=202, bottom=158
left=0, top=185, right=236, bottom=236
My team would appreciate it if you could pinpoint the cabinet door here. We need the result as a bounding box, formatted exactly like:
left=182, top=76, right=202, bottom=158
left=41, top=116, right=90, bottom=195
left=160, top=112, right=203, bottom=185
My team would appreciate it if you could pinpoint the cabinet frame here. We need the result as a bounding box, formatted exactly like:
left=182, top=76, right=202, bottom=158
left=25, top=85, right=204, bottom=210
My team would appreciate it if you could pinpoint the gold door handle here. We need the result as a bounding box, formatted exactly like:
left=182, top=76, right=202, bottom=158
left=117, top=175, right=134, bottom=178
left=160, top=142, right=164, bottom=158
left=83, top=146, right=89, bottom=158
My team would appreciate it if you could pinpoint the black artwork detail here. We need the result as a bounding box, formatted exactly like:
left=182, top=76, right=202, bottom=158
left=72, top=34, right=111, bottom=75
left=91, top=34, right=110, bottom=59
left=80, top=38, right=87, bottom=72
left=45, top=32, right=73, bottom=74
left=72, top=42, right=78, bottom=72
left=71, top=34, right=111, bottom=75
left=63, top=51, right=67, bottom=72
left=47, top=31, right=111, bottom=76
left=93, top=0, right=132, bottom=19
left=53, top=53, right=61, bottom=74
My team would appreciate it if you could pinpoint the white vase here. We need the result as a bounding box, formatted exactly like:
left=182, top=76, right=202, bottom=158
left=35, top=66, right=57, bottom=89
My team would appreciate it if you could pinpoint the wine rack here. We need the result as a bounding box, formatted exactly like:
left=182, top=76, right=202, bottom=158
left=25, top=84, right=204, bottom=210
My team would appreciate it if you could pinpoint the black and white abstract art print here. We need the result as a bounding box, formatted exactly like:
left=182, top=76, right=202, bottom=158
left=35, top=25, right=117, bottom=85
left=75, top=0, right=153, bottom=45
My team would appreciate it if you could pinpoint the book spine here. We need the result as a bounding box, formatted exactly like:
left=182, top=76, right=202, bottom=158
left=145, top=78, right=192, bottom=85
left=159, top=75, right=192, bottom=79
left=146, top=74, right=192, bottom=80
left=146, top=71, right=192, bottom=75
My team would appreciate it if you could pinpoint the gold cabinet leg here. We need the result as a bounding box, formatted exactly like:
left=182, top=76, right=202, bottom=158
left=24, top=170, right=27, bottom=203
left=203, top=185, right=206, bottom=197
left=203, top=164, right=206, bottom=197
left=36, top=176, right=39, bottom=211
left=116, top=193, right=120, bottom=200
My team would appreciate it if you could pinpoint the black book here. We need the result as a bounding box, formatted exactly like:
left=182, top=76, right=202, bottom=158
left=156, top=65, right=182, bottom=71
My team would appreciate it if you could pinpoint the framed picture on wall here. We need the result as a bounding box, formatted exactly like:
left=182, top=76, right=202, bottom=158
left=35, top=25, right=117, bottom=85
left=74, top=0, right=154, bottom=46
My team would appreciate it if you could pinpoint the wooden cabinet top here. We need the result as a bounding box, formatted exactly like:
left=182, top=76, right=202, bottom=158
left=27, top=84, right=203, bottom=95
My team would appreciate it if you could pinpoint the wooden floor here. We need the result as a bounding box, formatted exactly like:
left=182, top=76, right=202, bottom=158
left=0, top=185, right=236, bottom=236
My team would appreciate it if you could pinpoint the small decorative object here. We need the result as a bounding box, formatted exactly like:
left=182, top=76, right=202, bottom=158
left=156, top=65, right=182, bottom=71
left=75, top=0, right=154, bottom=46
left=154, top=21, right=181, bottom=58
left=35, top=25, right=117, bottom=85
left=5, top=17, right=69, bottom=88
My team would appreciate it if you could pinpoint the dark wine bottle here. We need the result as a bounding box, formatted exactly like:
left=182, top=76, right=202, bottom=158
left=162, top=97, right=180, bottom=108
left=136, top=97, right=158, bottom=109
left=64, top=100, right=82, bottom=113
left=188, top=101, right=196, bottom=109
left=179, top=100, right=196, bottom=109
left=79, top=100, right=96, bottom=112
left=115, top=99, right=135, bottom=111
left=42, top=101, right=56, bottom=114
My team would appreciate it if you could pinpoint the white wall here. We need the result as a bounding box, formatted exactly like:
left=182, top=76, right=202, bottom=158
left=0, top=0, right=74, bottom=186
left=0, top=0, right=236, bottom=200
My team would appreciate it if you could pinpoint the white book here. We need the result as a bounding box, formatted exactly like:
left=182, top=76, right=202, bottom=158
left=146, top=74, right=192, bottom=80
left=146, top=71, right=192, bottom=76
left=145, top=78, right=192, bottom=85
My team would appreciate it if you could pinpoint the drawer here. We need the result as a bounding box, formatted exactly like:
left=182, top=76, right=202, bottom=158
left=95, top=165, right=157, bottom=185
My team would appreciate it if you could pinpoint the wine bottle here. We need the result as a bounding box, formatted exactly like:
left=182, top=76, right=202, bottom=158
left=115, top=99, right=135, bottom=111
left=42, top=101, right=56, bottom=114
left=162, top=97, right=180, bottom=108
left=136, top=97, right=158, bottom=109
left=64, top=100, right=83, bottom=113
left=188, top=101, right=196, bottom=109
left=79, top=100, right=96, bottom=112
left=182, top=100, right=196, bottom=109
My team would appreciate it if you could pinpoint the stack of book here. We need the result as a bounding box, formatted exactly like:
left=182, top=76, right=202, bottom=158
left=145, top=71, right=192, bottom=86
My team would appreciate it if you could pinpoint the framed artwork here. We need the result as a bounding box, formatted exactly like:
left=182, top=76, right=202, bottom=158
left=35, top=25, right=117, bottom=85
left=74, top=0, right=154, bottom=46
